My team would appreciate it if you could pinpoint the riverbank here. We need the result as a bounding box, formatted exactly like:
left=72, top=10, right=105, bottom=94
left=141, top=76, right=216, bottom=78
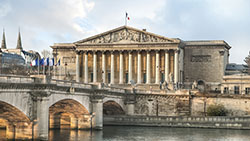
left=104, top=115, right=250, bottom=130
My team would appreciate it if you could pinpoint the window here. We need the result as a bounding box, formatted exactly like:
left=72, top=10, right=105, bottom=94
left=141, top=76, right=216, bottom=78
left=161, top=73, right=164, bottom=83
left=246, top=88, right=250, bottom=94
left=90, top=73, right=93, bottom=82
left=143, top=73, right=146, bottom=83
left=223, top=87, right=229, bottom=94
left=108, top=73, right=111, bottom=83
left=234, top=86, right=240, bottom=94
left=125, top=73, right=128, bottom=83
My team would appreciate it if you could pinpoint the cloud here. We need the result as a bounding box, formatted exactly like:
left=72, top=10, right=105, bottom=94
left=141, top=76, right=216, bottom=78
left=0, top=0, right=95, bottom=52
left=0, top=1, right=12, bottom=18
left=0, top=0, right=249, bottom=63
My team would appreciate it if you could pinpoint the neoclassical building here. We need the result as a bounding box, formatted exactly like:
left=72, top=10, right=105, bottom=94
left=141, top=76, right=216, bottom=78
left=51, top=26, right=231, bottom=91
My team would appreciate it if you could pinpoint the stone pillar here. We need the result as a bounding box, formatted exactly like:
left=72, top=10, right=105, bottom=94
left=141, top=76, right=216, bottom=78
left=75, top=51, right=80, bottom=82
left=126, top=102, right=135, bottom=115
left=36, top=97, right=49, bottom=140
left=146, top=50, right=151, bottom=84
left=137, top=51, right=142, bottom=84
left=119, top=51, right=124, bottom=84
left=128, top=51, right=132, bottom=84
left=6, top=124, right=15, bottom=139
left=84, top=52, right=88, bottom=83
left=155, top=50, right=160, bottom=84
left=102, top=51, right=106, bottom=83
left=70, top=117, right=78, bottom=129
left=174, top=49, right=179, bottom=84
left=91, top=99, right=103, bottom=129
left=93, top=51, right=97, bottom=83
left=165, top=50, right=169, bottom=83
left=110, top=51, right=115, bottom=84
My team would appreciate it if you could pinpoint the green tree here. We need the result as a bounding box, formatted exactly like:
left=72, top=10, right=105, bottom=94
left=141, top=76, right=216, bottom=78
left=207, top=104, right=228, bottom=116
left=245, top=51, right=250, bottom=74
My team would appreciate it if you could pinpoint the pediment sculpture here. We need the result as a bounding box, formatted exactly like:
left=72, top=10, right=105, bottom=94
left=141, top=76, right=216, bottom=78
left=77, top=28, right=174, bottom=44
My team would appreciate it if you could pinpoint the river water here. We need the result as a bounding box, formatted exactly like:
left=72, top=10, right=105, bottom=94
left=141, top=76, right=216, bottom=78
left=1, top=126, right=250, bottom=141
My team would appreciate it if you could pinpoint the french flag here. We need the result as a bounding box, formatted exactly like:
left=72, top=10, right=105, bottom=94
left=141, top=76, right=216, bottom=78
left=31, top=58, right=38, bottom=66
left=126, top=12, right=130, bottom=20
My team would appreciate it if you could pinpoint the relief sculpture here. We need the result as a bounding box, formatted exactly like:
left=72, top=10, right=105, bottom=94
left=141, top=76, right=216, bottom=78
left=82, top=28, right=172, bottom=44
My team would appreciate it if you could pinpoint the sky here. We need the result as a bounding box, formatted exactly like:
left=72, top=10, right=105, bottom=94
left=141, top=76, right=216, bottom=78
left=0, top=0, right=250, bottom=64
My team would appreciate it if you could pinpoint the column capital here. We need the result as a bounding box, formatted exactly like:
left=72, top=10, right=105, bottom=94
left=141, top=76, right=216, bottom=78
left=155, top=49, right=160, bottom=53
left=174, top=49, right=180, bottom=54
left=128, top=50, right=133, bottom=53
left=75, top=50, right=81, bottom=55
left=146, top=50, right=151, bottom=53
left=119, top=50, right=124, bottom=53
left=137, top=50, right=142, bottom=53
left=165, top=49, right=169, bottom=53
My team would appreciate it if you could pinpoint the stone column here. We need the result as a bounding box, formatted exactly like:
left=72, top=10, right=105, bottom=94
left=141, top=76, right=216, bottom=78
left=174, top=49, right=179, bottom=84
left=84, top=52, right=88, bottom=83
left=91, top=99, right=103, bottom=129
left=126, top=101, right=135, bottom=115
left=36, top=97, right=49, bottom=140
left=155, top=50, right=160, bottom=84
left=93, top=51, right=97, bottom=83
left=128, top=51, right=132, bottom=84
left=75, top=51, right=80, bottom=82
left=119, top=51, right=124, bottom=84
left=165, top=50, right=169, bottom=83
left=137, top=51, right=142, bottom=84
left=102, top=51, right=106, bottom=83
left=146, top=50, right=151, bottom=84
left=110, top=51, right=115, bottom=84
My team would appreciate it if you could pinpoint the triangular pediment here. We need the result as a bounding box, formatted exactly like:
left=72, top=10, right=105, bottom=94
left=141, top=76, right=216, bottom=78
left=75, top=26, right=178, bottom=44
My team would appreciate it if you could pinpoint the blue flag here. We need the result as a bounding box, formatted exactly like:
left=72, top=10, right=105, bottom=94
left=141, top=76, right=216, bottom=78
left=56, top=59, right=60, bottom=66
left=40, top=58, right=44, bottom=66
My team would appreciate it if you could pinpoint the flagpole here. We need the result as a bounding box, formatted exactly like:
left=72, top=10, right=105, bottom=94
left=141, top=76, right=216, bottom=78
left=48, top=58, right=51, bottom=76
left=38, top=56, right=40, bottom=75
left=125, top=12, right=127, bottom=26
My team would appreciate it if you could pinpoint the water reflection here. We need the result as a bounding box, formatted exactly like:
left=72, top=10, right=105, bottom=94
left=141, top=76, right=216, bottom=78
left=2, top=126, right=250, bottom=140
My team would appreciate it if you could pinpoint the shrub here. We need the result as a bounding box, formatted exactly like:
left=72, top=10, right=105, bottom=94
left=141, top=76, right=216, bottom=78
left=207, top=104, right=228, bottom=116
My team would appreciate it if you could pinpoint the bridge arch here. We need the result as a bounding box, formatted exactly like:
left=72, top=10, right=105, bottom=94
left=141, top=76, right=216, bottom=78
left=0, top=93, right=31, bottom=118
left=49, top=98, right=90, bottom=129
left=48, top=94, right=90, bottom=112
left=0, top=100, right=32, bottom=139
left=103, top=99, right=125, bottom=115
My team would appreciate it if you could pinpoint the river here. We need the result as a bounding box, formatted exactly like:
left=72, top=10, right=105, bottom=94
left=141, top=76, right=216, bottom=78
left=1, top=126, right=250, bottom=140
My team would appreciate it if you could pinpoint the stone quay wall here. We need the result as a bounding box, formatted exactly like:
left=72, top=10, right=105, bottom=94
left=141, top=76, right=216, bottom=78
left=104, top=116, right=250, bottom=130
left=191, top=94, right=250, bottom=116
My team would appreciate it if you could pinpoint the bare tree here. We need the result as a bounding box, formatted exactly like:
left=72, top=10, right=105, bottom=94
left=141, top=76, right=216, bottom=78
left=41, top=49, right=52, bottom=58
left=244, top=51, right=250, bottom=74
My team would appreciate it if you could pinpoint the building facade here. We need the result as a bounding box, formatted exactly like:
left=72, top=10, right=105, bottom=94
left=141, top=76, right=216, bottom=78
left=221, top=74, right=250, bottom=94
left=51, top=26, right=230, bottom=91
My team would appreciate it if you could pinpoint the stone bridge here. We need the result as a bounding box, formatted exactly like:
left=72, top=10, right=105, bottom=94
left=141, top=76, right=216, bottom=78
left=0, top=75, right=191, bottom=140
left=0, top=75, right=138, bottom=140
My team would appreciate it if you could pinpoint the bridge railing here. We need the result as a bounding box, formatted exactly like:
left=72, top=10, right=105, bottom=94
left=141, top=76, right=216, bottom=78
left=0, top=74, right=36, bottom=83
left=50, top=79, right=94, bottom=89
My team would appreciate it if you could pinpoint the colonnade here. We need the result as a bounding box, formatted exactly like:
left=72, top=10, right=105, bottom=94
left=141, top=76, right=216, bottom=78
left=75, top=49, right=180, bottom=85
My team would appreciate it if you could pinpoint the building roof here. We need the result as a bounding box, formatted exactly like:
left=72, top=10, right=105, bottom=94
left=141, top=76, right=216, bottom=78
left=183, top=40, right=231, bottom=49
left=226, top=63, right=247, bottom=71
left=1, top=52, right=25, bottom=67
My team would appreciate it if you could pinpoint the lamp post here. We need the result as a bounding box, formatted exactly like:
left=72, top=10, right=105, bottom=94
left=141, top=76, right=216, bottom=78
left=64, top=62, right=67, bottom=79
